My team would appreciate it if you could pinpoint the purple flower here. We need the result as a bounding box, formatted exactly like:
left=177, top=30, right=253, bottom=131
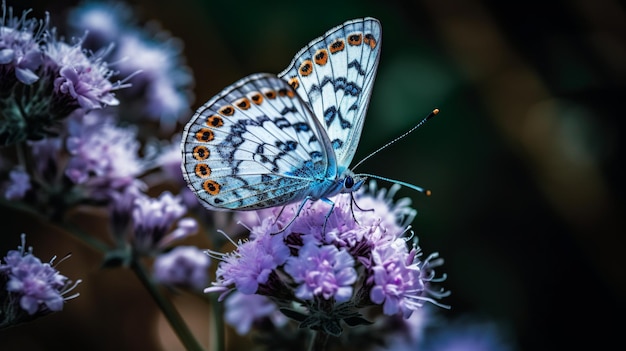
left=224, top=291, right=288, bottom=335
left=205, top=228, right=290, bottom=298
left=284, top=242, right=356, bottom=303
left=65, top=111, right=143, bottom=201
left=130, top=191, right=198, bottom=254
left=153, top=246, right=210, bottom=290
left=369, top=242, right=449, bottom=318
left=3, top=166, right=31, bottom=200
left=0, top=3, right=46, bottom=85
left=46, top=38, right=121, bottom=109
left=0, top=234, right=80, bottom=328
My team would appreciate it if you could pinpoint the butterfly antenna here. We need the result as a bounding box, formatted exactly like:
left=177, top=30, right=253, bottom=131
left=352, top=109, right=439, bottom=171
left=357, top=173, right=432, bottom=196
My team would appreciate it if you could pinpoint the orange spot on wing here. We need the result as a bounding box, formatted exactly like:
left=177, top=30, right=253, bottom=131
left=348, top=33, right=362, bottom=46
left=288, top=77, right=300, bottom=90
left=195, top=163, right=212, bottom=178
left=263, top=89, right=277, bottom=99
left=314, top=49, right=328, bottom=65
left=192, top=145, right=210, bottom=160
left=249, top=92, right=264, bottom=105
left=299, top=59, right=313, bottom=76
left=278, top=88, right=295, bottom=98
left=218, top=105, right=235, bottom=116
left=329, top=39, right=345, bottom=54
left=234, top=97, right=251, bottom=110
left=203, top=179, right=220, bottom=195
left=206, top=115, right=223, bottom=127
left=195, top=128, right=214, bottom=142
left=364, top=33, right=377, bottom=49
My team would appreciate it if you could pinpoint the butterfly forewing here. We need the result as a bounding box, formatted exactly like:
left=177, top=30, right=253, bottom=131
left=278, top=17, right=382, bottom=171
left=181, top=73, right=334, bottom=210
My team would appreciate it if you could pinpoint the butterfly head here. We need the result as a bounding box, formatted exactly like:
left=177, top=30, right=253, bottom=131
left=340, top=174, right=366, bottom=194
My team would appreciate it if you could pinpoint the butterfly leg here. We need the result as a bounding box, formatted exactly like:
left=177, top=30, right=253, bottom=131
left=349, top=193, right=374, bottom=227
left=320, top=197, right=337, bottom=241
left=270, top=196, right=313, bottom=235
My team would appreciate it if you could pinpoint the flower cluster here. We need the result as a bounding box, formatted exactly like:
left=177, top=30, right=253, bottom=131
left=0, top=1, right=124, bottom=145
left=0, top=234, right=80, bottom=329
left=0, top=1, right=199, bottom=253
left=206, top=182, right=449, bottom=338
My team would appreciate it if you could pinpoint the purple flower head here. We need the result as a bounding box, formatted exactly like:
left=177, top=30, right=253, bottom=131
left=369, top=240, right=450, bottom=318
left=130, top=191, right=198, bottom=254
left=0, top=2, right=47, bottom=85
left=0, top=234, right=80, bottom=327
left=65, top=111, right=144, bottom=201
left=224, top=291, right=288, bottom=335
left=153, top=246, right=210, bottom=290
left=45, top=36, right=121, bottom=110
left=205, top=230, right=290, bottom=299
left=3, top=166, right=31, bottom=200
left=284, top=242, right=357, bottom=303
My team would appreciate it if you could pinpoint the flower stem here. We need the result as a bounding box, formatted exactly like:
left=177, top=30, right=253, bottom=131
left=208, top=293, right=225, bottom=351
left=308, top=330, right=330, bottom=351
left=131, top=258, right=205, bottom=351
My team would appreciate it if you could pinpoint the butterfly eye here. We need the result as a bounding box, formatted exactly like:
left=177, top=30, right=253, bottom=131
left=344, top=176, right=355, bottom=189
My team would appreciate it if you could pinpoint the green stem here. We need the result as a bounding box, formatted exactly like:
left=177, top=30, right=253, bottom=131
left=308, top=331, right=329, bottom=351
left=131, top=258, right=205, bottom=351
left=208, top=293, right=225, bottom=351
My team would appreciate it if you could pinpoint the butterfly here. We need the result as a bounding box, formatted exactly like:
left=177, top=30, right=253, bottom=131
left=181, top=17, right=433, bottom=225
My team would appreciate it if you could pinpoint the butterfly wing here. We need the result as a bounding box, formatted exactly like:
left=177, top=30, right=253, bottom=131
left=278, top=17, right=382, bottom=172
left=181, top=73, right=336, bottom=211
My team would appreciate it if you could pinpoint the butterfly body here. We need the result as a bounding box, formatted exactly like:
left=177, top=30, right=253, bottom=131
left=181, top=18, right=380, bottom=213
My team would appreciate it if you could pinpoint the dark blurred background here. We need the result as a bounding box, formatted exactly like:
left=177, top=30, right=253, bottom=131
left=2, top=0, right=625, bottom=350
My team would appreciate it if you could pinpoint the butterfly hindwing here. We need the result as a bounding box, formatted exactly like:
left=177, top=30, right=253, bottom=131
left=181, top=73, right=334, bottom=210
left=278, top=17, right=382, bottom=171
